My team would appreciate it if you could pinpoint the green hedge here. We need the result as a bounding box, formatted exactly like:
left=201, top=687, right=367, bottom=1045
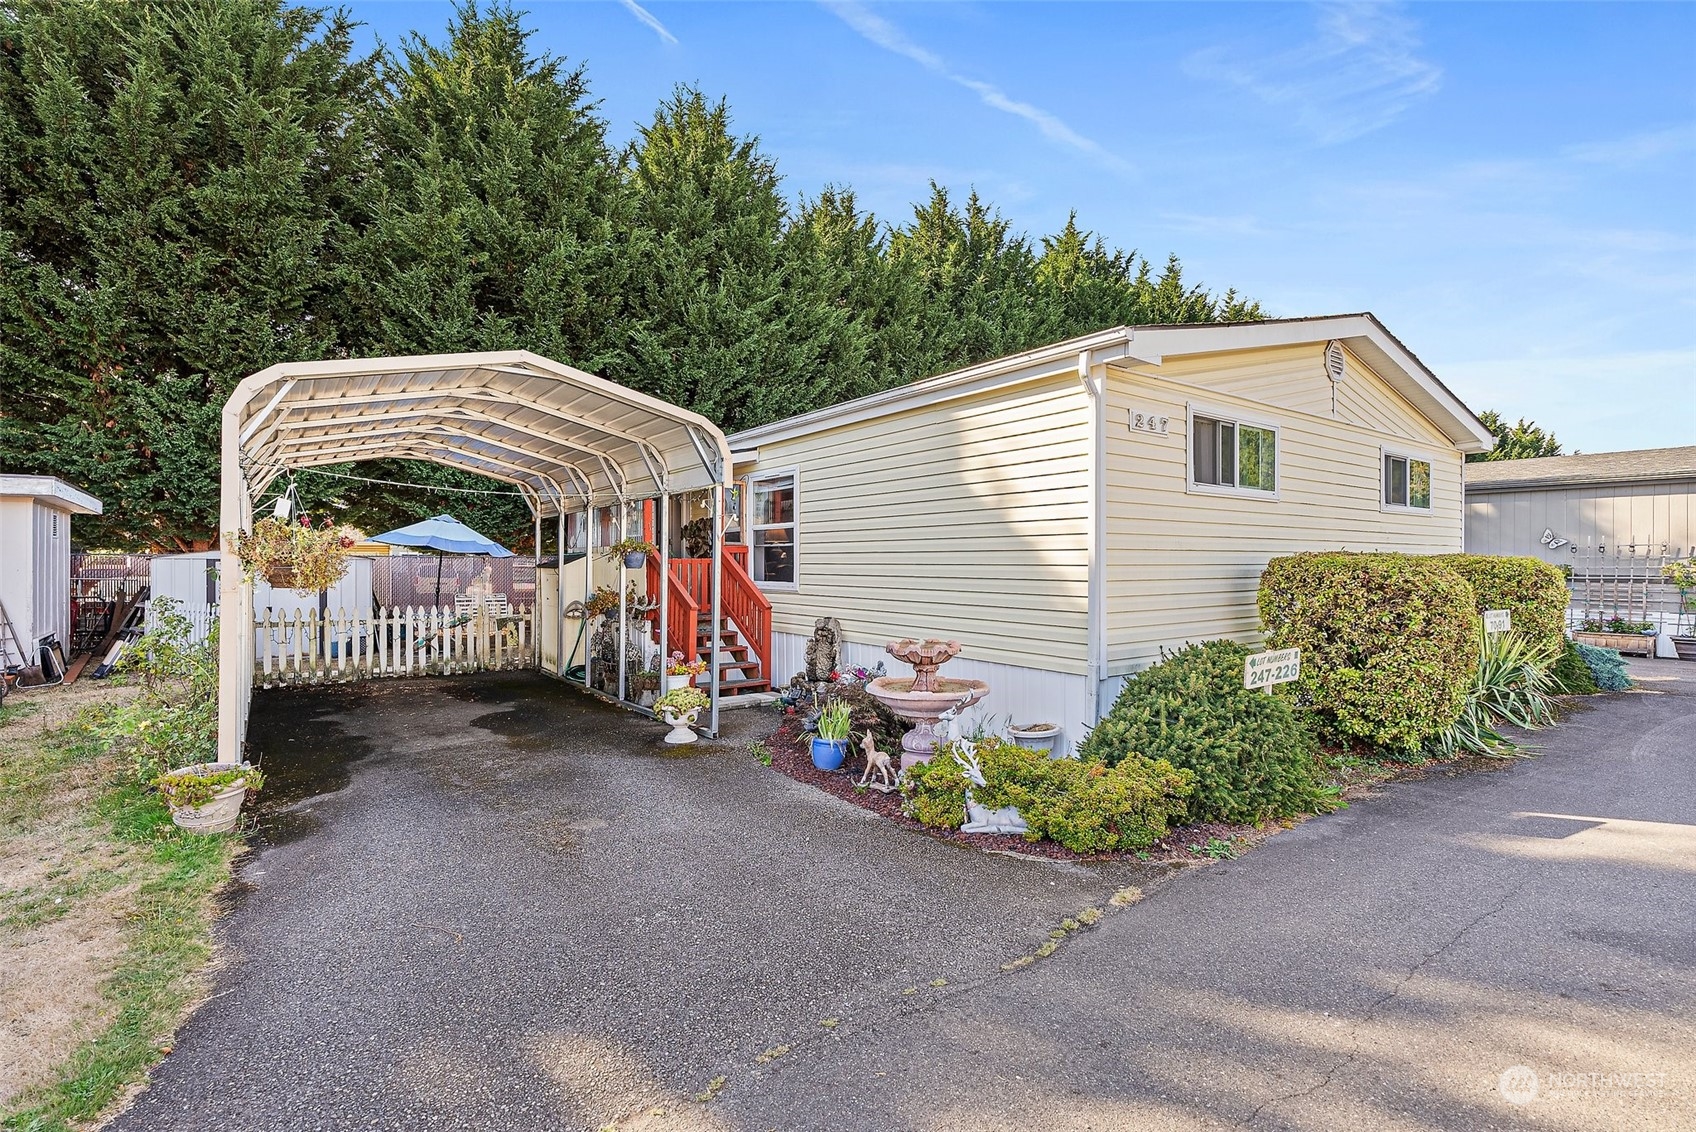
left=1258, top=552, right=1476, bottom=753
left=1430, top=554, right=1569, bottom=652
left=903, top=738, right=1194, bottom=854
left=1078, top=641, right=1332, bottom=823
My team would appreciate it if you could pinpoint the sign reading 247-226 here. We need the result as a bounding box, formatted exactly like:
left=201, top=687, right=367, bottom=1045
left=1244, top=647, right=1301, bottom=691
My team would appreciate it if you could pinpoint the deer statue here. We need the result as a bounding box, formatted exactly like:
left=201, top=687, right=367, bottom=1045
left=855, top=731, right=897, bottom=791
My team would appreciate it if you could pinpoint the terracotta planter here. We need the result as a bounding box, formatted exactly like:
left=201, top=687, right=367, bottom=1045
left=164, top=762, right=252, bottom=835
left=1573, top=631, right=1655, bottom=657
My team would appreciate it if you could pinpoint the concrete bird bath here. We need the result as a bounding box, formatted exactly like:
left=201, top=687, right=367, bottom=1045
left=866, top=638, right=989, bottom=771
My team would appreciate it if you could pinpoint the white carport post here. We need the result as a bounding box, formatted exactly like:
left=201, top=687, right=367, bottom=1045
left=217, top=403, right=253, bottom=766
left=708, top=479, right=722, bottom=737
left=657, top=489, right=670, bottom=697
left=555, top=509, right=566, bottom=678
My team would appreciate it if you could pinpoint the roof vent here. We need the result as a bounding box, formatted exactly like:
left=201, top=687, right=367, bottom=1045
left=1324, top=340, right=1346, bottom=383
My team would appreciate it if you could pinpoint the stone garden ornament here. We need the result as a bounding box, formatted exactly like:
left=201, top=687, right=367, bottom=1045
left=805, top=617, right=843, bottom=683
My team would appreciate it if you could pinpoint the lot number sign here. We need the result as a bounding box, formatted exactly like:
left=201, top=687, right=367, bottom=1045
left=1483, top=609, right=1512, bottom=634
left=1244, top=647, right=1301, bottom=691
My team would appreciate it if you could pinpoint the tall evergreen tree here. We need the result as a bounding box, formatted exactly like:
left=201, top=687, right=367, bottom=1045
left=1468, top=411, right=1567, bottom=462
left=347, top=1, right=623, bottom=363
left=0, top=0, right=371, bottom=549
left=612, top=87, right=858, bottom=431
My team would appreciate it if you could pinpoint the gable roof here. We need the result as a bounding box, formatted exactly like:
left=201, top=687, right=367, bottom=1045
left=728, top=314, right=1494, bottom=453
left=1463, top=446, right=1696, bottom=493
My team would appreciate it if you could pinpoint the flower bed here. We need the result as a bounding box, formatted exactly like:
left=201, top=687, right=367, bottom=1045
left=761, top=717, right=1262, bottom=863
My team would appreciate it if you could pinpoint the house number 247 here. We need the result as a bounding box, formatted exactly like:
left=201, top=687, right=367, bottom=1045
left=1129, top=410, right=1170, bottom=435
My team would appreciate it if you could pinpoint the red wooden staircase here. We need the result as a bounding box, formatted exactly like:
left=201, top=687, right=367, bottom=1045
left=647, top=545, right=772, bottom=695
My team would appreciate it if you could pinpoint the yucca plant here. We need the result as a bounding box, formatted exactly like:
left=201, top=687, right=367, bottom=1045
left=1431, top=627, right=1560, bottom=758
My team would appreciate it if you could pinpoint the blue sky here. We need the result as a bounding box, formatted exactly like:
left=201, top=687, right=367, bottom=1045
left=347, top=2, right=1696, bottom=454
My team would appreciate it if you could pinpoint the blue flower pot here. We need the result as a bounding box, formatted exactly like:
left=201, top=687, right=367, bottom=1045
left=623, top=551, right=647, bottom=570
left=811, top=737, right=848, bottom=771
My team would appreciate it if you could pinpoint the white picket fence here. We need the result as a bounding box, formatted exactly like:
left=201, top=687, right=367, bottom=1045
left=254, top=604, right=534, bottom=687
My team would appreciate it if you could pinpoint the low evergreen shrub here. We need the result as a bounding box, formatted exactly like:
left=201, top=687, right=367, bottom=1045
left=1548, top=640, right=1600, bottom=694
left=1573, top=642, right=1632, bottom=691
left=1259, top=552, right=1476, bottom=754
left=903, top=738, right=1193, bottom=854
left=1077, top=641, right=1332, bottom=823
left=1430, top=554, right=1570, bottom=653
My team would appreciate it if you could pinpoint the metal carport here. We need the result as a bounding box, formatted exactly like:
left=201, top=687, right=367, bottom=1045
left=217, top=350, right=732, bottom=763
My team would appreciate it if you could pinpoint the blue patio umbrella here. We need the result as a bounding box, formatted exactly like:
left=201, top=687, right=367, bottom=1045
left=369, top=514, right=513, bottom=606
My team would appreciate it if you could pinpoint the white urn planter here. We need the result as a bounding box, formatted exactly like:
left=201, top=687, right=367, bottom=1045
left=660, top=706, right=701, bottom=745
left=163, top=762, right=254, bottom=835
left=663, top=673, right=694, bottom=694
left=1008, top=723, right=1062, bottom=757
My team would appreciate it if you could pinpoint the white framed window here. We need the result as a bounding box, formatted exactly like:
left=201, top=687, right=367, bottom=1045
left=1187, top=404, right=1279, bottom=497
left=748, top=469, right=798, bottom=588
left=1382, top=448, right=1434, bottom=511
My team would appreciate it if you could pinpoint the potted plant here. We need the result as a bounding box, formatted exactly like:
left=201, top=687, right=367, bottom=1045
left=231, top=514, right=355, bottom=591
left=1662, top=557, right=1696, bottom=661
left=1007, top=721, right=1062, bottom=756
left=664, top=651, right=708, bottom=692
left=152, top=762, right=265, bottom=835
left=807, top=699, right=853, bottom=771
left=603, top=537, right=659, bottom=570
left=654, top=687, right=710, bottom=745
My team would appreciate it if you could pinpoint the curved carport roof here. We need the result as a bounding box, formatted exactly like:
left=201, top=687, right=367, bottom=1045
left=228, top=350, right=730, bottom=513
left=218, top=350, right=732, bottom=762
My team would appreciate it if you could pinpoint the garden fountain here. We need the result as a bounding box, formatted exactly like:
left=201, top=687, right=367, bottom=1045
left=865, top=638, right=989, bottom=771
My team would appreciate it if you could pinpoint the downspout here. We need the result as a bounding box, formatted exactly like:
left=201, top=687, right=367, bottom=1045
left=1077, top=348, right=1107, bottom=727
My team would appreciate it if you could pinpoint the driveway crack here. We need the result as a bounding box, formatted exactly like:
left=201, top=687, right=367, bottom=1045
left=1236, top=881, right=1525, bottom=1127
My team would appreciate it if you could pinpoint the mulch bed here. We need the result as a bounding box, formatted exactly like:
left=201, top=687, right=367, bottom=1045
left=762, top=717, right=1268, bottom=864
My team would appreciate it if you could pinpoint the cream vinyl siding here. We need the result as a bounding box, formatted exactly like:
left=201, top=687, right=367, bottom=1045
left=1148, top=342, right=1449, bottom=445
left=1104, top=353, right=1464, bottom=672
left=743, top=377, right=1093, bottom=673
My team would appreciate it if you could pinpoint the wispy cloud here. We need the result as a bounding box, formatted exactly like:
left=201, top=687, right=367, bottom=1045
left=821, top=1, right=1134, bottom=176
left=1564, top=124, right=1696, bottom=167
left=1184, top=3, right=1441, bottom=145
left=618, top=0, right=677, bottom=45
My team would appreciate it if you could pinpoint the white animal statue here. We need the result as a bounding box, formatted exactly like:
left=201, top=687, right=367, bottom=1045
left=936, top=693, right=976, bottom=746
left=942, top=697, right=1029, bottom=836
left=855, top=732, right=897, bottom=791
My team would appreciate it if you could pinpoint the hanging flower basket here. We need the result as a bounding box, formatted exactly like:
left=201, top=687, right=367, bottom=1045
left=231, top=515, right=356, bottom=592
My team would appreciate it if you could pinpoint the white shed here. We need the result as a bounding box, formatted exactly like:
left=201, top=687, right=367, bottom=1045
left=0, top=475, right=103, bottom=665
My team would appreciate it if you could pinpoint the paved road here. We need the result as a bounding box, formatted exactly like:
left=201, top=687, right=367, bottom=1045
left=112, top=662, right=1694, bottom=1131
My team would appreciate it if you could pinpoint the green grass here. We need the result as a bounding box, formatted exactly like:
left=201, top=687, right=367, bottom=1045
left=1, top=710, right=235, bottom=1132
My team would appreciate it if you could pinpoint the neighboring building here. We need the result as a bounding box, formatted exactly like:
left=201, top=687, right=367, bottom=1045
left=726, top=314, right=1493, bottom=748
left=1463, top=446, right=1696, bottom=561
left=0, top=475, right=104, bottom=666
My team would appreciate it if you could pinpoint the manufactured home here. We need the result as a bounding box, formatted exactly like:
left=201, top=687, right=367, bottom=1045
left=724, top=315, right=1495, bottom=748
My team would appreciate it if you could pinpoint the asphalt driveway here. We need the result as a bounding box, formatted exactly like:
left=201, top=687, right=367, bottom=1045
left=111, top=662, right=1694, bottom=1131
